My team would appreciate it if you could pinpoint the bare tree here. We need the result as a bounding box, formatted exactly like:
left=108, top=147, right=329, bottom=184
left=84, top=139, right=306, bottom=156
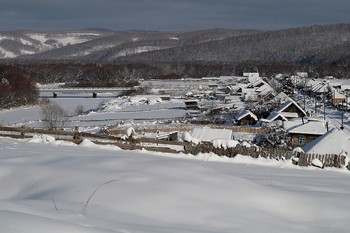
left=74, top=105, right=84, bottom=116
left=41, top=102, right=69, bottom=130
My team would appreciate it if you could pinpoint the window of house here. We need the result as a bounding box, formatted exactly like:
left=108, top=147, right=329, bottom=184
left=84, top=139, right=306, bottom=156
left=298, top=136, right=306, bottom=145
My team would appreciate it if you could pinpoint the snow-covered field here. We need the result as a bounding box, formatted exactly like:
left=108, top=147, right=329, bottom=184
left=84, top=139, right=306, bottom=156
left=1, top=136, right=350, bottom=233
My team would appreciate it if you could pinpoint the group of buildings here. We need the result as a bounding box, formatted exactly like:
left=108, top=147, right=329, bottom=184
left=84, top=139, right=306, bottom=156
left=181, top=72, right=350, bottom=155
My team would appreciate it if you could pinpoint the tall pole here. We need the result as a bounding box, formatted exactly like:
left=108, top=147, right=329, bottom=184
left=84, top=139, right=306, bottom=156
left=323, top=92, right=326, bottom=121
left=314, top=95, right=317, bottom=116
left=340, top=99, right=344, bottom=130
left=303, top=86, right=306, bottom=110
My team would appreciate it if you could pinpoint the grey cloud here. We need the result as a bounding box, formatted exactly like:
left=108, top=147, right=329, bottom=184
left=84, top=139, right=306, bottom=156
left=0, top=0, right=349, bottom=31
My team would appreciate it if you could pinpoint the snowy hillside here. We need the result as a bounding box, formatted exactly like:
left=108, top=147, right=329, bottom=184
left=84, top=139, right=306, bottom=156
left=0, top=136, right=350, bottom=232
left=0, top=24, right=348, bottom=65
left=0, top=30, right=108, bottom=58
left=1, top=24, right=349, bottom=64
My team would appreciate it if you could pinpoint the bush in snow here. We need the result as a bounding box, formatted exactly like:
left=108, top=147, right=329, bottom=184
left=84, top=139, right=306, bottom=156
left=253, top=129, right=291, bottom=149
left=212, top=139, right=239, bottom=149
left=125, top=127, right=136, bottom=139
left=182, top=132, right=200, bottom=145
left=29, top=134, right=56, bottom=143
left=79, top=139, right=96, bottom=147
left=292, top=147, right=304, bottom=154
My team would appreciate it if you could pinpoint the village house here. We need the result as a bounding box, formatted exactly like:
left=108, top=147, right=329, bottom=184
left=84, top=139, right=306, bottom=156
left=242, top=78, right=274, bottom=102
left=261, top=111, right=288, bottom=124
left=184, top=100, right=200, bottom=110
left=311, top=82, right=330, bottom=97
left=261, top=99, right=307, bottom=125
left=285, top=120, right=330, bottom=146
left=303, top=128, right=350, bottom=156
left=273, top=99, right=306, bottom=117
left=233, top=109, right=258, bottom=126
left=224, top=85, right=243, bottom=96
left=332, top=90, right=346, bottom=105
left=304, top=79, right=329, bottom=98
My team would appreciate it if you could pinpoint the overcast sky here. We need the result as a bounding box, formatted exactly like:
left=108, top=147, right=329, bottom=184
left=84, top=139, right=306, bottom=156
left=1, top=0, right=349, bottom=31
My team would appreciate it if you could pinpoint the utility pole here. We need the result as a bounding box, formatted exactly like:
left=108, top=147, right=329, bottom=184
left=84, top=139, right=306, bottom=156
left=303, top=86, right=306, bottom=110
left=323, top=92, right=326, bottom=121
left=314, top=95, right=317, bottom=116
left=340, top=99, right=344, bottom=130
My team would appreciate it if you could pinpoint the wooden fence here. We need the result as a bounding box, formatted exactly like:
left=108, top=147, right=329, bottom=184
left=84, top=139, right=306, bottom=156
left=183, top=142, right=347, bottom=169
left=297, top=153, right=345, bottom=168
left=231, top=127, right=272, bottom=134
left=109, top=125, right=272, bottom=136
left=0, top=126, right=185, bottom=154
left=109, top=127, right=192, bottom=135
left=0, top=126, right=347, bottom=169
left=184, top=143, right=293, bottom=160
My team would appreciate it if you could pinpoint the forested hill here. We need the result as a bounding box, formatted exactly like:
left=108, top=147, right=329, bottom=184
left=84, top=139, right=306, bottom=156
left=115, top=24, right=350, bottom=65
left=1, top=24, right=350, bottom=67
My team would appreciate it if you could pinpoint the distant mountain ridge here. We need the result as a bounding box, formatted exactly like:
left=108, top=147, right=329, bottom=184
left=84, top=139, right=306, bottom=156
left=1, top=24, right=350, bottom=66
left=0, top=29, right=111, bottom=58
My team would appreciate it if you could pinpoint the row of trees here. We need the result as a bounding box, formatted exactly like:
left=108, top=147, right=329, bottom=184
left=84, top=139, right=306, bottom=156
left=0, top=71, right=38, bottom=109
left=2, top=61, right=348, bottom=84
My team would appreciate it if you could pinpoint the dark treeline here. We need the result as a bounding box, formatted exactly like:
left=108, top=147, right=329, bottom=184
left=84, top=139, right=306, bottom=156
left=0, top=60, right=349, bottom=109
left=0, top=68, right=38, bottom=109
left=0, top=61, right=349, bottom=85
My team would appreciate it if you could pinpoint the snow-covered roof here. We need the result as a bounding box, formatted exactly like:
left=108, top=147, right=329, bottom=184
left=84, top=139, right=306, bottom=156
left=283, top=119, right=304, bottom=130
left=341, top=84, right=350, bottom=90
left=261, top=111, right=287, bottom=123
left=287, top=121, right=328, bottom=136
left=243, top=72, right=259, bottom=83
left=234, top=110, right=258, bottom=121
left=242, top=78, right=274, bottom=101
left=311, top=82, right=330, bottom=93
left=191, top=126, right=233, bottom=142
left=280, top=112, right=299, bottom=118
left=224, top=96, right=245, bottom=109
left=273, top=92, right=292, bottom=103
left=263, top=99, right=306, bottom=123
left=274, top=100, right=306, bottom=116
left=229, top=85, right=242, bottom=92
left=303, top=128, right=350, bottom=155
left=256, top=84, right=273, bottom=95
left=247, top=78, right=266, bottom=88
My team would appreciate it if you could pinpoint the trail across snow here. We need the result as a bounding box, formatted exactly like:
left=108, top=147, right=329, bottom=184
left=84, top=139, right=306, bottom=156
left=0, top=136, right=350, bottom=233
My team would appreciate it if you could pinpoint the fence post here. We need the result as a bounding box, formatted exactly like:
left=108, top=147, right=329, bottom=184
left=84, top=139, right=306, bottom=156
left=298, top=153, right=308, bottom=166
left=20, top=125, right=25, bottom=138
left=334, top=155, right=340, bottom=168
left=73, top=126, right=83, bottom=144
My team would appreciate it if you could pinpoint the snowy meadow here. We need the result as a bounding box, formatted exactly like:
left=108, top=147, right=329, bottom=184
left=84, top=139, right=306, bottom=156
left=1, top=136, right=350, bottom=233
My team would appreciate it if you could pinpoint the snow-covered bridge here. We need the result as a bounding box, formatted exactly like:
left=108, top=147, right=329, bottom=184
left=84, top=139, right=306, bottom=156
left=39, top=87, right=133, bottom=98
